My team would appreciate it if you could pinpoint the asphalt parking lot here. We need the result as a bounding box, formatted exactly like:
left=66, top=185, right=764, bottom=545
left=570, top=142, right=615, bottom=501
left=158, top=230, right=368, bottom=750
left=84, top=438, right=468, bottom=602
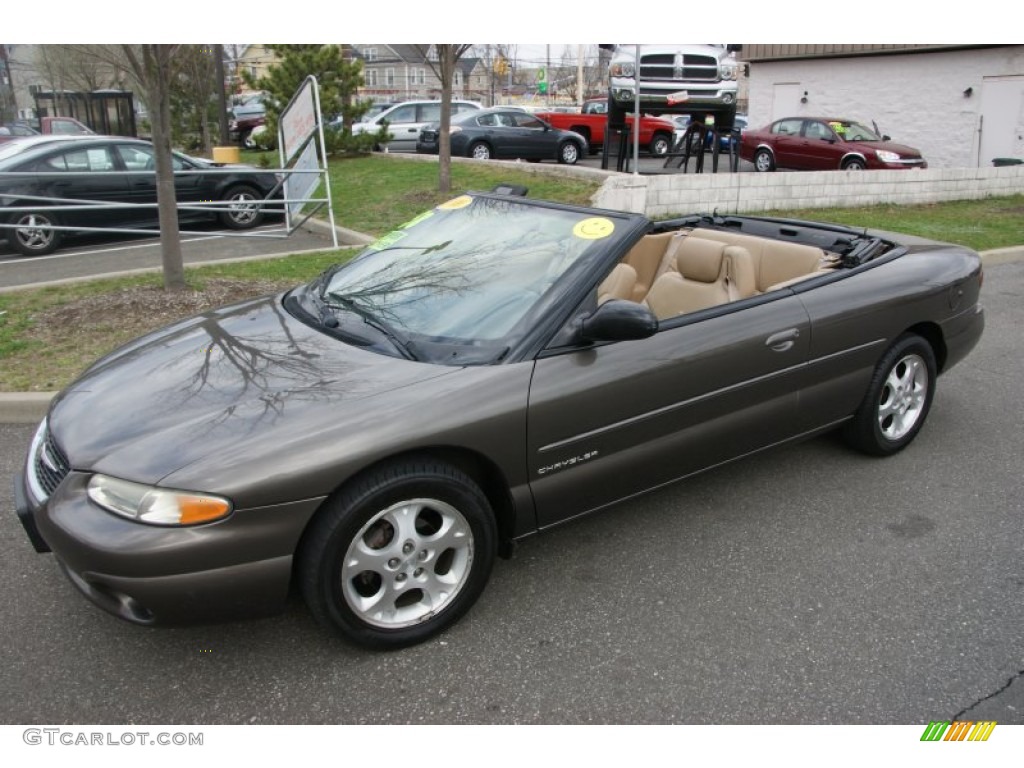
left=1, top=261, right=1021, bottom=726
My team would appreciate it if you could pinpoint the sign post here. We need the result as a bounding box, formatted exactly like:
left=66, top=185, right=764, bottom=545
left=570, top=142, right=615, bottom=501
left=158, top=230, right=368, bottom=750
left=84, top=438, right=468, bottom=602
left=278, top=75, right=337, bottom=248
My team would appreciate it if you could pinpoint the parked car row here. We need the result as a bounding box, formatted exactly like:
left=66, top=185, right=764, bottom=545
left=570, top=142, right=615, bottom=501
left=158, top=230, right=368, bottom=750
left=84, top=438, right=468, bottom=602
left=416, top=108, right=588, bottom=164
left=0, top=135, right=282, bottom=257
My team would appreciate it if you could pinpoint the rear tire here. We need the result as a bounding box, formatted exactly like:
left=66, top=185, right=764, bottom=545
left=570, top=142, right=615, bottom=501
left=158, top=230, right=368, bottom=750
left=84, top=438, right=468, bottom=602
left=299, top=459, right=497, bottom=649
left=8, top=210, right=62, bottom=256
left=754, top=148, right=775, bottom=172
left=218, top=184, right=265, bottom=229
left=842, top=333, right=937, bottom=456
left=469, top=141, right=492, bottom=160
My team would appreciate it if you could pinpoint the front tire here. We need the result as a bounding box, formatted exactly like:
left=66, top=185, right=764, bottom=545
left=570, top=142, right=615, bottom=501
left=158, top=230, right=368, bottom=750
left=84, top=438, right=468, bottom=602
left=753, top=148, right=775, bottom=172
left=299, top=459, right=497, bottom=649
left=218, top=184, right=265, bottom=229
left=8, top=210, right=63, bottom=256
left=842, top=334, right=937, bottom=456
left=558, top=141, right=581, bottom=165
left=648, top=132, right=672, bottom=157
left=842, top=157, right=866, bottom=171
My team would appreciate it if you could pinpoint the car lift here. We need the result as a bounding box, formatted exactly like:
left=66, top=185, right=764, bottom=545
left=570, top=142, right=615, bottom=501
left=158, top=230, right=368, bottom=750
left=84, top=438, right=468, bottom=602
left=662, top=121, right=741, bottom=173
left=599, top=103, right=740, bottom=174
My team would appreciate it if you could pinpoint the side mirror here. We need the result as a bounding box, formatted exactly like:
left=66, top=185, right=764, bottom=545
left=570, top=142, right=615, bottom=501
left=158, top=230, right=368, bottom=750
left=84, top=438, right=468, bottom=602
left=580, top=300, right=658, bottom=343
left=882, top=134, right=891, bottom=141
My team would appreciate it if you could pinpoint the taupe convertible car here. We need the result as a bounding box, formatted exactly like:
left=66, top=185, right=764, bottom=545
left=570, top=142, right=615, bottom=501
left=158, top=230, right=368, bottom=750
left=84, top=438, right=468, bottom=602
left=15, top=190, right=984, bottom=649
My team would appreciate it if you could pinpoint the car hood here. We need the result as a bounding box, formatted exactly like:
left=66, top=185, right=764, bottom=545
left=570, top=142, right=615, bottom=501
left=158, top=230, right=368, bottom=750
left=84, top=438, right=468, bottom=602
left=47, top=293, right=458, bottom=484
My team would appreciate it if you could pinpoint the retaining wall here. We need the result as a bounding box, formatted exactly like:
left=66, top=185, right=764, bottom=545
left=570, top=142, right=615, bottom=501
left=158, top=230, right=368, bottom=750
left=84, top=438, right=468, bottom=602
left=593, top=165, right=1024, bottom=218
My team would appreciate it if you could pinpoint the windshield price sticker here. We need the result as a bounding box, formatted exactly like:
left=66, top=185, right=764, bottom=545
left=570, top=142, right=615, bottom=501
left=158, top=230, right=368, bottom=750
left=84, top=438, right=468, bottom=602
left=369, top=230, right=407, bottom=251
left=437, top=195, right=473, bottom=210
left=573, top=217, right=615, bottom=240
left=401, top=211, right=434, bottom=229
left=830, top=121, right=846, bottom=134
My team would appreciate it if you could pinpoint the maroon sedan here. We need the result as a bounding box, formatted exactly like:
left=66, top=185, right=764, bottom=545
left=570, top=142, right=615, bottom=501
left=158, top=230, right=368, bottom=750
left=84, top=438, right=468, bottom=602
left=741, top=117, right=927, bottom=172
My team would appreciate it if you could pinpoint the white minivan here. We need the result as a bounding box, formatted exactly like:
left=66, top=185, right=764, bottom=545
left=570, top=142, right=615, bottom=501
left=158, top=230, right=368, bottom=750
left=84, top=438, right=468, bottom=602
left=352, top=99, right=482, bottom=152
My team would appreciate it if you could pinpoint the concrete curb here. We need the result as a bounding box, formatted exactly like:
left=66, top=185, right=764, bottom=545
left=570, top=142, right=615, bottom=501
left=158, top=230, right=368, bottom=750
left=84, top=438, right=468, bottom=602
left=2, top=245, right=1022, bottom=424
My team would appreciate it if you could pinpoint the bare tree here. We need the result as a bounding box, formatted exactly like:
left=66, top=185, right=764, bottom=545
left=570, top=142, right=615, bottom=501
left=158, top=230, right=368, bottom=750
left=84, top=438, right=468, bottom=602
left=412, top=44, right=472, bottom=194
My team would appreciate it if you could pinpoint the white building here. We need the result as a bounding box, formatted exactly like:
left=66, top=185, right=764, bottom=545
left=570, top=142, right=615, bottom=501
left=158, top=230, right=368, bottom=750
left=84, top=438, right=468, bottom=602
left=741, top=44, right=1024, bottom=168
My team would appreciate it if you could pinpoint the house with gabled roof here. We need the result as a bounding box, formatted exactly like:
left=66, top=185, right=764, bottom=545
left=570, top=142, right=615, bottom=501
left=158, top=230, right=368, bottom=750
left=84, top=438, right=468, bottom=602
left=351, top=44, right=489, bottom=104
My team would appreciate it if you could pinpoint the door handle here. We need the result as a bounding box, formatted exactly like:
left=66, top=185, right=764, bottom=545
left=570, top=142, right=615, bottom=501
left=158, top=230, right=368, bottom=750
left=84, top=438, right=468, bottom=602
left=765, top=328, right=800, bottom=352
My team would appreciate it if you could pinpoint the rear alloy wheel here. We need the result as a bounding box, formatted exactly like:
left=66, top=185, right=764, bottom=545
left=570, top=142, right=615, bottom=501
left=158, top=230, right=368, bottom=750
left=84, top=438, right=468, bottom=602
left=469, top=141, right=492, bottom=160
left=558, top=141, right=580, bottom=165
left=753, top=148, right=775, bottom=172
left=843, top=157, right=866, bottom=171
left=218, top=185, right=265, bottom=229
left=648, top=133, right=672, bottom=157
left=299, top=460, right=497, bottom=649
left=8, top=210, right=62, bottom=256
left=842, top=333, right=937, bottom=456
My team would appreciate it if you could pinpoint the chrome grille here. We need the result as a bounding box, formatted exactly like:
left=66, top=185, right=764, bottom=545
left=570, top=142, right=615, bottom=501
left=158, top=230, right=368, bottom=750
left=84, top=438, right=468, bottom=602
left=639, top=53, right=720, bottom=83
left=33, top=427, right=70, bottom=498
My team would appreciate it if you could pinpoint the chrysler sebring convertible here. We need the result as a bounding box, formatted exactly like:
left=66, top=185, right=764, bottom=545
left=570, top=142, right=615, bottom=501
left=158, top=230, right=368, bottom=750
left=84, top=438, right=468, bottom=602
left=14, top=190, right=984, bottom=649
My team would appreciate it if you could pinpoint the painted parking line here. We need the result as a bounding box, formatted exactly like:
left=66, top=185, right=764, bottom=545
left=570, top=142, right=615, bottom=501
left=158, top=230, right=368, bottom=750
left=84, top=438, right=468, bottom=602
left=0, top=225, right=284, bottom=265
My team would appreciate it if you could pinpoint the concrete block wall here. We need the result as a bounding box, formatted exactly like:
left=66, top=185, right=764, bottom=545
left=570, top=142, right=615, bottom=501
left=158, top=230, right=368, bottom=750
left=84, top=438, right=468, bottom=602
left=592, top=166, right=1024, bottom=219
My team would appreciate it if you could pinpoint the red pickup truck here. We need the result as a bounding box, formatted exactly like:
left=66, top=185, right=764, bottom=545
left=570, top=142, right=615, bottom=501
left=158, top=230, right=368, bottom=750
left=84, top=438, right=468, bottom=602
left=534, top=99, right=676, bottom=156
left=0, top=116, right=94, bottom=144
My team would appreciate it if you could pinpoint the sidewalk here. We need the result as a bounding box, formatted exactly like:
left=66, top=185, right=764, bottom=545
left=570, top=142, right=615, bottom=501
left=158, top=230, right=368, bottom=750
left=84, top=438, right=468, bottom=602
left=1, top=245, right=1022, bottom=424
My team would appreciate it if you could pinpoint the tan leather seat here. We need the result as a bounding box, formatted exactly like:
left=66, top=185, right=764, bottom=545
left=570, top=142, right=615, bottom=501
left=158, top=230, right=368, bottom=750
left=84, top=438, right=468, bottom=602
left=686, top=230, right=827, bottom=292
left=643, top=241, right=756, bottom=320
left=622, top=232, right=677, bottom=302
left=597, top=263, right=638, bottom=304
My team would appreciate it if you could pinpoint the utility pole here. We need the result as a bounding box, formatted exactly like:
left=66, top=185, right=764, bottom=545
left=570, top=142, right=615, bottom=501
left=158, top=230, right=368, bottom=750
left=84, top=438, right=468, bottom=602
left=546, top=44, right=550, bottom=107
left=576, top=45, right=584, bottom=108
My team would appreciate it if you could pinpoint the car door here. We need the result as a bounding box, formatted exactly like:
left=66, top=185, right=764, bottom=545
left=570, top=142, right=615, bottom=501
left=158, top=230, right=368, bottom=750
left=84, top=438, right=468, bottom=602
left=378, top=104, right=419, bottom=151
left=769, top=118, right=805, bottom=169
left=798, top=120, right=843, bottom=170
left=26, top=144, right=131, bottom=229
left=111, top=144, right=202, bottom=226
left=510, top=113, right=559, bottom=160
left=526, top=292, right=811, bottom=528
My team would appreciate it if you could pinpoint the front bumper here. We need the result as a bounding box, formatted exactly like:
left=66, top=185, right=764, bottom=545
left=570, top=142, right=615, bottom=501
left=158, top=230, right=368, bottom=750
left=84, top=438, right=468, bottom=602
left=610, top=80, right=737, bottom=109
left=14, top=461, right=324, bottom=626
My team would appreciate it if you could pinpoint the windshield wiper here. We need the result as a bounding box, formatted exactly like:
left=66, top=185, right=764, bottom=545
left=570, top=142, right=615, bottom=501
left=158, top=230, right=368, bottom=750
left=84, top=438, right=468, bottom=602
left=324, top=293, right=419, bottom=361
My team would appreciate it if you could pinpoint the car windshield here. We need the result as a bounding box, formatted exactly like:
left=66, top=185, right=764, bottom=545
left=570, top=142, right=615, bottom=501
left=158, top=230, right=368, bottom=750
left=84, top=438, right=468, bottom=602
left=319, top=194, right=630, bottom=356
left=829, top=120, right=882, bottom=141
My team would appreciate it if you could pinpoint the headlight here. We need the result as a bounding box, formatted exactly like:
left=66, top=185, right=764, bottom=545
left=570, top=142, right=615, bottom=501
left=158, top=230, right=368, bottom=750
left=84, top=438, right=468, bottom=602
left=609, top=62, right=635, bottom=78
left=876, top=150, right=901, bottom=162
left=87, top=474, right=232, bottom=526
left=719, top=63, right=738, bottom=80
left=449, top=126, right=462, bottom=134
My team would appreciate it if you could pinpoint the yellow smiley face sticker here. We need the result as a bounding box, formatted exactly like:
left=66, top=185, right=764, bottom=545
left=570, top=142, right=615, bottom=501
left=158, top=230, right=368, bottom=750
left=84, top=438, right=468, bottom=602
left=572, top=217, right=615, bottom=240
left=437, top=195, right=473, bottom=210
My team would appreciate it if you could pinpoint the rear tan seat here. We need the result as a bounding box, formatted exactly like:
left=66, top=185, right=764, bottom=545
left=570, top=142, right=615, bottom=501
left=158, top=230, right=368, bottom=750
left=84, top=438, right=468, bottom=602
left=686, top=229, right=829, bottom=293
